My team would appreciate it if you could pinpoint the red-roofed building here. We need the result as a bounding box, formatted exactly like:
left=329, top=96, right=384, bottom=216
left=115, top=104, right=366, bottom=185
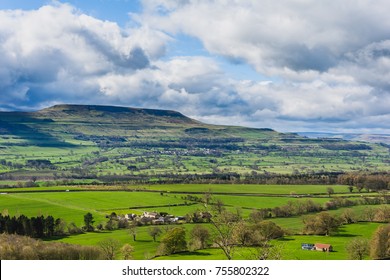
left=314, top=243, right=333, bottom=252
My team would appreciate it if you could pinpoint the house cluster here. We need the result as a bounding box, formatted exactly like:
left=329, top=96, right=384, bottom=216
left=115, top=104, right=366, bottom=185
left=125, top=211, right=185, bottom=225
left=301, top=243, right=333, bottom=252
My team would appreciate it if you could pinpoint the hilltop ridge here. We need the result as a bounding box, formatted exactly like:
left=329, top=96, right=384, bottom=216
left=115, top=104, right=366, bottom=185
left=38, top=104, right=191, bottom=119
left=33, top=104, right=198, bottom=125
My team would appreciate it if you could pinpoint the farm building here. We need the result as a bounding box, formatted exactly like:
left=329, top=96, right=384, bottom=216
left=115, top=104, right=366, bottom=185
left=125, top=213, right=137, bottom=220
left=314, top=243, right=333, bottom=252
left=152, top=217, right=165, bottom=225
left=142, top=212, right=160, bottom=219
left=301, top=243, right=315, bottom=250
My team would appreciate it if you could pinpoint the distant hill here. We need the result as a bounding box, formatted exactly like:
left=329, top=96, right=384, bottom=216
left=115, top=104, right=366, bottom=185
left=38, top=104, right=194, bottom=121
left=298, top=132, right=390, bottom=145
left=0, top=104, right=389, bottom=183
left=1, top=104, right=197, bottom=126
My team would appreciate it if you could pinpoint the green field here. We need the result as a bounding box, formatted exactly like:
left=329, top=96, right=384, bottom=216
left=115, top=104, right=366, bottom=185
left=0, top=191, right=186, bottom=224
left=143, top=184, right=351, bottom=194
left=1, top=182, right=389, bottom=260
left=50, top=221, right=383, bottom=260
left=0, top=187, right=358, bottom=225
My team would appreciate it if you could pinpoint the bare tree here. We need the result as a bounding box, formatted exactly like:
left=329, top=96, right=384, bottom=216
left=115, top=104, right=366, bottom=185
left=209, top=210, right=241, bottom=260
left=128, top=223, right=137, bottom=241
left=340, top=209, right=357, bottom=224
left=303, top=212, right=341, bottom=236
left=346, top=238, right=369, bottom=260
left=326, top=187, right=334, bottom=197
left=121, top=244, right=134, bottom=260
left=249, top=241, right=284, bottom=260
left=98, top=238, right=120, bottom=260
left=148, top=226, right=162, bottom=242
left=189, top=225, right=210, bottom=250
left=370, top=224, right=390, bottom=259
left=213, top=199, right=225, bottom=214
left=233, top=221, right=253, bottom=246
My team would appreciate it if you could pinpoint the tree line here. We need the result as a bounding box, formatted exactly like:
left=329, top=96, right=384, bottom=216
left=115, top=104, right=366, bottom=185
left=0, top=234, right=102, bottom=260
left=0, top=214, right=66, bottom=238
left=338, top=172, right=390, bottom=192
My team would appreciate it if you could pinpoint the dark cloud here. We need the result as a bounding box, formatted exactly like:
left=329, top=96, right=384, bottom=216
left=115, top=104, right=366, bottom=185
left=76, top=28, right=150, bottom=70
left=281, top=45, right=336, bottom=72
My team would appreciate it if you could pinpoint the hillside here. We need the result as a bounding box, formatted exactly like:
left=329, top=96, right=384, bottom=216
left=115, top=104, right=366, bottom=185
left=298, top=132, right=390, bottom=145
left=0, top=104, right=389, bottom=184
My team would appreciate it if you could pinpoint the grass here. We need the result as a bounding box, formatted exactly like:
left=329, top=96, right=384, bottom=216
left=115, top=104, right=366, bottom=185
left=0, top=191, right=185, bottom=225
left=143, top=184, right=351, bottom=195
left=0, top=186, right=342, bottom=224
left=1, top=183, right=388, bottom=260
left=48, top=224, right=202, bottom=260
left=271, top=222, right=383, bottom=260
left=157, top=222, right=383, bottom=260
left=211, top=195, right=330, bottom=209
left=56, top=222, right=382, bottom=260
left=0, top=194, right=93, bottom=225
left=272, top=204, right=387, bottom=233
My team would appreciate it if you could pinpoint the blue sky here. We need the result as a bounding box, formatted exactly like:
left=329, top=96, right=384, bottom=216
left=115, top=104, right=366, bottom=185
left=0, top=0, right=141, bottom=24
left=1, top=0, right=390, bottom=133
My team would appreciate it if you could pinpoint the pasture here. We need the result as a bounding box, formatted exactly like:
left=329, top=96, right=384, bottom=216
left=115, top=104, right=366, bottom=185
left=1, top=183, right=388, bottom=260
left=51, top=222, right=383, bottom=260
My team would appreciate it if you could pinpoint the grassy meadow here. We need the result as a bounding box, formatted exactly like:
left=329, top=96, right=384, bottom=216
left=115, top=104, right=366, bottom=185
left=49, top=221, right=384, bottom=260
left=1, top=182, right=388, bottom=260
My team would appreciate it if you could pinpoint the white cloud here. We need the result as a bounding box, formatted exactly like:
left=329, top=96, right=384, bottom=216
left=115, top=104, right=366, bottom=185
left=0, top=3, right=169, bottom=109
left=132, top=0, right=390, bottom=132
left=1, top=2, right=390, bottom=133
left=139, top=0, right=390, bottom=75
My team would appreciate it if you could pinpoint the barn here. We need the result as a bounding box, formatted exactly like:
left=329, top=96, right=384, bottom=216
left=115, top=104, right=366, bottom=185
left=314, top=243, right=333, bottom=252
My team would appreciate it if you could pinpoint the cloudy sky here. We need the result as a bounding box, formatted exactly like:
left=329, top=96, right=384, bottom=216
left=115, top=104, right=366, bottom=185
left=1, top=0, right=390, bottom=133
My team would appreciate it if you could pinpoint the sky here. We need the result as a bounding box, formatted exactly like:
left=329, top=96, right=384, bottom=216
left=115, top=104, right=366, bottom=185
left=1, top=0, right=390, bottom=133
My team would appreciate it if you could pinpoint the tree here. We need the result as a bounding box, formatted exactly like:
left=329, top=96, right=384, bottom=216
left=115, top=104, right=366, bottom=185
left=213, top=199, right=225, bottom=214
left=370, top=224, right=390, bottom=259
left=253, top=220, right=284, bottom=242
left=44, top=215, right=55, bottom=237
left=121, top=244, right=134, bottom=260
left=373, top=206, right=390, bottom=222
left=105, top=218, right=118, bottom=230
left=148, top=227, right=162, bottom=242
left=303, top=212, right=341, bottom=236
left=340, top=209, right=356, bottom=224
left=209, top=210, right=241, bottom=260
left=67, top=222, right=83, bottom=234
left=83, top=212, right=95, bottom=232
left=326, top=187, right=334, bottom=197
left=31, top=216, right=45, bottom=238
left=249, top=209, right=268, bottom=223
left=189, top=225, right=210, bottom=250
left=54, top=218, right=67, bottom=236
left=250, top=241, right=283, bottom=260
left=158, top=227, right=187, bottom=255
left=233, top=221, right=253, bottom=246
left=362, top=207, right=376, bottom=222
left=99, top=238, right=120, bottom=260
left=203, top=190, right=212, bottom=205
left=346, top=238, right=369, bottom=260
left=128, top=223, right=137, bottom=241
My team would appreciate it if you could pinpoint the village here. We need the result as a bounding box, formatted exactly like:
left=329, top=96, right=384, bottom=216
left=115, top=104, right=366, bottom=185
left=124, top=211, right=185, bottom=225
